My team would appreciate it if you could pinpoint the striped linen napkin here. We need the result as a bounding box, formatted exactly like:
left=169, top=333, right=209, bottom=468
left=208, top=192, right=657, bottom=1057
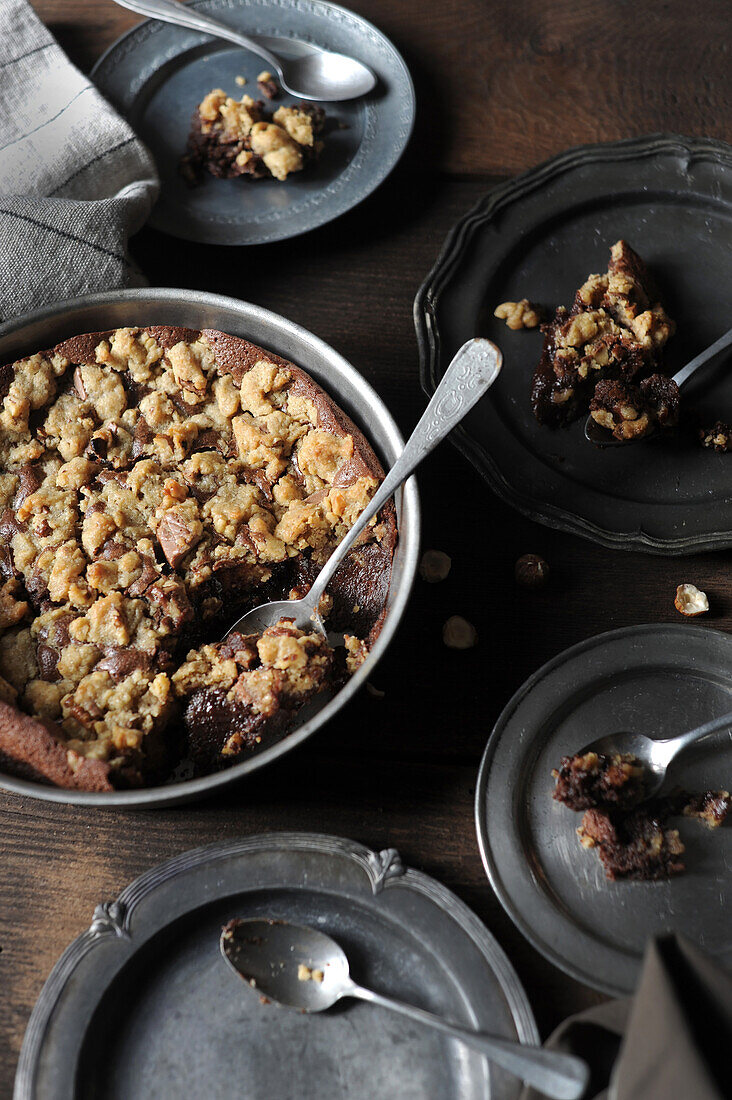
left=0, top=0, right=159, bottom=323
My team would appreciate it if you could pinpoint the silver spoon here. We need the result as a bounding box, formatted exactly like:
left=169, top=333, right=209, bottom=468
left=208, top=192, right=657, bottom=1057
left=577, top=708, right=732, bottom=802
left=113, top=0, right=376, bottom=101
left=224, top=338, right=502, bottom=640
left=220, top=918, right=589, bottom=1099
left=584, top=325, right=732, bottom=446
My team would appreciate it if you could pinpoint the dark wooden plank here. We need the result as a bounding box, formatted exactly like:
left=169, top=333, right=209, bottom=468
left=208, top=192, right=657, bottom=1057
left=31, top=0, right=732, bottom=174
left=2, top=0, right=731, bottom=1094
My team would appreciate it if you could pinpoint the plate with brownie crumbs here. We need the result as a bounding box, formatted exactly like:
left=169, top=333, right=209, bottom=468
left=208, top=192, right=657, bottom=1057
left=91, top=0, right=414, bottom=245
left=416, top=134, right=732, bottom=553
left=17, top=835, right=538, bottom=1100
left=476, top=624, right=732, bottom=995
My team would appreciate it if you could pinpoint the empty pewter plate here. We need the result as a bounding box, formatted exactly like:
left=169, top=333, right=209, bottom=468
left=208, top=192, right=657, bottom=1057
left=91, top=0, right=415, bottom=244
left=15, top=833, right=538, bottom=1100
left=415, top=134, right=732, bottom=553
left=475, top=624, right=732, bottom=996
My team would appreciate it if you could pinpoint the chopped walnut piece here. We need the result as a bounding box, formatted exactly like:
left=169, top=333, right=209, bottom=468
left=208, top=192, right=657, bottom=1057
left=674, top=583, right=709, bottom=617
left=494, top=299, right=541, bottom=330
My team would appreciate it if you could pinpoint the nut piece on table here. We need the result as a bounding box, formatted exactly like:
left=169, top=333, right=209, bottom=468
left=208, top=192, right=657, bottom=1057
left=443, top=615, right=478, bottom=649
left=515, top=553, right=549, bottom=589
left=419, top=549, right=452, bottom=583
left=674, top=583, right=709, bottom=617
left=494, top=299, right=541, bottom=330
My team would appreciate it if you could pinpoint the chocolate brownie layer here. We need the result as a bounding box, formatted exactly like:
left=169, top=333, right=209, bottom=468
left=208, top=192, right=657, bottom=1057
left=0, top=326, right=396, bottom=789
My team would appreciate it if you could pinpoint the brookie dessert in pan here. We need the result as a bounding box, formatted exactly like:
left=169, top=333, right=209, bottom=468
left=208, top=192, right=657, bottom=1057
left=0, top=326, right=396, bottom=790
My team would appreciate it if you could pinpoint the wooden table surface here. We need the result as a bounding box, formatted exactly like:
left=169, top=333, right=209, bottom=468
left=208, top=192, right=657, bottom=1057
left=2, top=0, right=731, bottom=1090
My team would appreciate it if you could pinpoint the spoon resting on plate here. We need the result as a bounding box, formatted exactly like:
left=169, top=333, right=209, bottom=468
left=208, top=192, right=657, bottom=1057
left=112, top=0, right=377, bottom=101
left=221, top=918, right=589, bottom=1100
left=585, top=324, right=732, bottom=446
left=223, top=338, right=502, bottom=641
left=576, top=708, right=732, bottom=802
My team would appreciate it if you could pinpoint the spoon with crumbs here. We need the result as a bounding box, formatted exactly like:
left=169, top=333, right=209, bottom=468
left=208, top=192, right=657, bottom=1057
left=585, top=325, right=732, bottom=446
left=221, top=918, right=589, bottom=1099
left=113, top=0, right=376, bottom=101
left=561, top=708, right=732, bottom=806
left=223, top=338, right=502, bottom=641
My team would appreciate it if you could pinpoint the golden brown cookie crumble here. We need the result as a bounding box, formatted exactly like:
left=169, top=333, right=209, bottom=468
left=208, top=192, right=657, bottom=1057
left=0, top=327, right=396, bottom=789
left=181, top=87, right=325, bottom=184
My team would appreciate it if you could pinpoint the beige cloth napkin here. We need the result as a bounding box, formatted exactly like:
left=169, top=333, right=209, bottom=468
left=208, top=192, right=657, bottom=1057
left=522, top=935, right=731, bottom=1100
left=0, top=0, right=158, bottom=322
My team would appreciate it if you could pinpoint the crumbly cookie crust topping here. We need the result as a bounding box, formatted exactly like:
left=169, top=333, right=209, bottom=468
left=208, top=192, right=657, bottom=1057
left=0, top=327, right=382, bottom=776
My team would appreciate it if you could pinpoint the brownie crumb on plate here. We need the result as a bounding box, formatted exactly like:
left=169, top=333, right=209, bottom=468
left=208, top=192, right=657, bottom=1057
left=181, top=88, right=325, bottom=184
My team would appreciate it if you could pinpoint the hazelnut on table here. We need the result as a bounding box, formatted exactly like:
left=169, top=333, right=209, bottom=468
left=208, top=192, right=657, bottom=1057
left=443, top=615, right=478, bottom=649
left=419, top=549, right=451, bottom=583
left=674, top=584, right=709, bottom=617
left=515, top=554, right=549, bottom=589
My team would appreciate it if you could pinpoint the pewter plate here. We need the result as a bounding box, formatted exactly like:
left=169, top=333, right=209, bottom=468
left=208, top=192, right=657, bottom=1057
left=415, top=134, right=732, bottom=553
left=475, top=624, right=732, bottom=996
left=91, top=0, right=415, bottom=245
left=15, top=833, right=538, bottom=1100
left=0, top=289, right=419, bottom=807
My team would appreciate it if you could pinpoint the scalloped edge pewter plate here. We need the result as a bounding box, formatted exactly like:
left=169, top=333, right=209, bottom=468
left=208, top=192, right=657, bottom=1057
left=475, top=624, right=732, bottom=996
left=0, top=289, right=419, bottom=807
left=415, top=133, right=732, bottom=554
left=14, top=833, right=539, bottom=1100
left=91, top=0, right=415, bottom=245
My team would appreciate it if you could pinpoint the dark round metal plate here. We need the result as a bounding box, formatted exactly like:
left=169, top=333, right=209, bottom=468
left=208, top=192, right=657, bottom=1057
left=91, top=0, right=415, bottom=245
left=15, top=834, right=538, bottom=1100
left=415, top=134, right=732, bottom=553
left=475, top=624, right=732, bottom=996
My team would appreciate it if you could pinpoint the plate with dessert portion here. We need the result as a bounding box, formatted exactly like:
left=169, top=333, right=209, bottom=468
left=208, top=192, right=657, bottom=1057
left=16, top=833, right=538, bottom=1100
left=415, top=134, right=732, bottom=553
left=91, top=0, right=414, bottom=244
left=0, top=288, right=419, bottom=806
left=475, top=624, right=732, bottom=996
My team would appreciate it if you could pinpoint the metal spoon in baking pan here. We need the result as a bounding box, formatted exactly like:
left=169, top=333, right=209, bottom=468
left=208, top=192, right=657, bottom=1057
left=576, top=708, right=732, bottom=802
left=112, top=0, right=377, bottom=101
left=223, top=338, right=502, bottom=641
left=221, top=918, right=589, bottom=1100
left=584, top=324, right=732, bottom=447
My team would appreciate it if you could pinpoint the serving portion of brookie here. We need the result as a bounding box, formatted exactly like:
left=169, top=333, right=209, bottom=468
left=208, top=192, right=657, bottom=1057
left=0, top=326, right=396, bottom=790
left=181, top=89, right=325, bottom=184
left=531, top=240, right=676, bottom=433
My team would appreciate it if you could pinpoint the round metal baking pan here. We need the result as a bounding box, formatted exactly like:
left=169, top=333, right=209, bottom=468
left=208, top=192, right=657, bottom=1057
left=0, top=289, right=419, bottom=807
left=415, top=133, right=732, bottom=554
left=15, top=833, right=538, bottom=1100
left=475, top=623, right=732, bottom=996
